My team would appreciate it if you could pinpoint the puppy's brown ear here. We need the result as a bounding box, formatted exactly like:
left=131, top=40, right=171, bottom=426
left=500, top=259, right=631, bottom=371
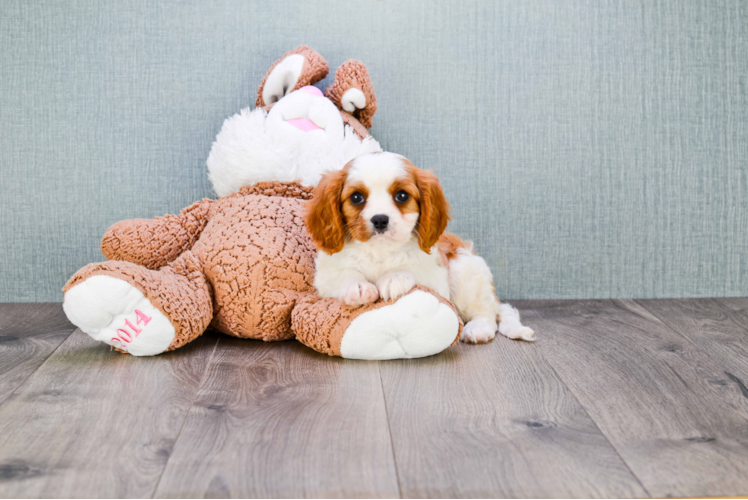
left=325, top=60, right=377, bottom=129
left=256, top=46, right=329, bottom=107
left=411, top=164, right=450, bottom=253
left=305, top=167, right=349, bottom=254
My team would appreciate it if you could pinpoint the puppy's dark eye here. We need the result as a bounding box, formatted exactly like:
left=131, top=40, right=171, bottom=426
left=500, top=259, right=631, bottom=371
left=349, top=192, right=365, bottom=205
left=394, top=190, right=410, bottom=203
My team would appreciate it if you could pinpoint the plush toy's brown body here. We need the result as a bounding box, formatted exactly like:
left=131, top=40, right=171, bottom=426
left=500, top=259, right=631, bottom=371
left=62, top=47, right=463, bottom=359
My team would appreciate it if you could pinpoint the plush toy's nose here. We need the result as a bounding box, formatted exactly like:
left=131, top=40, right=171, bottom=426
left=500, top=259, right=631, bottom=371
left=299, top=85, right=323, bottom=97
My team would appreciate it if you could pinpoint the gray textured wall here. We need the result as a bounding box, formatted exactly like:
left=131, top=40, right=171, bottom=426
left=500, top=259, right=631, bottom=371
left=1, top=0, right=746, bottom=302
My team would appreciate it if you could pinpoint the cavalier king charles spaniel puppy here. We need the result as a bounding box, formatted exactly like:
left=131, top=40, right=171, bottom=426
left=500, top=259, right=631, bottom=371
left=305, top=152, right=535, bottom=343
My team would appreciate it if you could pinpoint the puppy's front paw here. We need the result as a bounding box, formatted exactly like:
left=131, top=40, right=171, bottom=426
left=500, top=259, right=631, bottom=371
left=377, top=272, right=416, bottom=302
left=461, top=318, right=497, bottom=344
left=341, top=281, right=379, bottom=307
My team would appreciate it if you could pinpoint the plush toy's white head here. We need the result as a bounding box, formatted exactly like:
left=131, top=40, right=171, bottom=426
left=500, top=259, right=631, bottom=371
left=206, top=47, right=382, bottom=197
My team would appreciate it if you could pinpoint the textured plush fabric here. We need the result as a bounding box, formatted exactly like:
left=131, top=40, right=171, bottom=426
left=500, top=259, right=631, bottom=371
left=2, top=0, right=747, bottom=301
left=196, top=184, right=317, bottom=341
left=101, top=199, right=215, bottom=270
left=325, top=61, right=378, bottom=130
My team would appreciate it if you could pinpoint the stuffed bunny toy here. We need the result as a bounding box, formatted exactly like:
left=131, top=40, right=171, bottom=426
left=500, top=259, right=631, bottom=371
left=62, top=46, right=462, bottom=359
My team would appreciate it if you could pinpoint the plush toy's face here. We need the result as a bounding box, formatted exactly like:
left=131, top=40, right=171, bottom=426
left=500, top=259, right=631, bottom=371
left=264, top=85, right=346, bottom=154
left=207, top=46, right=382, bottom=198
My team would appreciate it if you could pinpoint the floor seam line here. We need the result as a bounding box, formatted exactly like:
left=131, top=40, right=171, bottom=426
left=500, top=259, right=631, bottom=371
left=150, top=336, right=220, bottom=499
left=378, top=361, right=403, bottom=499
left=530, top=301, right=653, bottom=498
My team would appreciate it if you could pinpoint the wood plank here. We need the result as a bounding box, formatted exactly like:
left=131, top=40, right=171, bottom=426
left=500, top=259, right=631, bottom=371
left=521, top=299, right=748, bottom=498
left=716, top=297, right=748, bottom=314
left=0, top=303, right=76, bottom=406
left=636, top=298, right=748, bottom=376
left=0, top=329, right=218, bottom=498
left=379, top=330, right=647, bottom=498
left=154, top=338, right=400, bottom=499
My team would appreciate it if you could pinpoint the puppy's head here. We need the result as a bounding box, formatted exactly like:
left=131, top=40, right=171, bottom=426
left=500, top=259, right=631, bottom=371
left=305, top=152, right=450, bottom=254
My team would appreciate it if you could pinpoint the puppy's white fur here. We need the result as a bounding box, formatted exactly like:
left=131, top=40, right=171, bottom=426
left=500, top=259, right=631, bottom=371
left=315, top=238, right=451, bottom=303
left=313, top=152, right=535, bottom=343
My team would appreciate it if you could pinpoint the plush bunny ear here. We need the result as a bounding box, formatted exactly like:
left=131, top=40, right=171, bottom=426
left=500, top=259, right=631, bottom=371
left=325, top=60, right=378, bottom=129
left=256, top=46, right=329, bottom=107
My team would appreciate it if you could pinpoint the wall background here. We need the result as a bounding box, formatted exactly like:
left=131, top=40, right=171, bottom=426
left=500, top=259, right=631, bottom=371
left=1, top=0, right=746, bottom=302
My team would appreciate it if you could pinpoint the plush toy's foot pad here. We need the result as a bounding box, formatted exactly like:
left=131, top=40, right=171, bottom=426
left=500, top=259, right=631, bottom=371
left=339, top=290, right=460, bottom=360
left=63, top=275, right=175, bottom=356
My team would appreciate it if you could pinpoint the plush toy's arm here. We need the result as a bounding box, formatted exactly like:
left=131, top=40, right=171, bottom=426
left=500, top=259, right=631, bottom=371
left=100, top=199, right=215, bottom=270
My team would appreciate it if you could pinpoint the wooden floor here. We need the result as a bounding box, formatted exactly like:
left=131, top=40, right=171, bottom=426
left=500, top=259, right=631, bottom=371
left=1, top=300, right=748, bottom=498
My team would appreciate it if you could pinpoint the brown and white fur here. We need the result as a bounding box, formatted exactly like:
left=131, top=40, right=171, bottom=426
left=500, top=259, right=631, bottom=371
left=305, top=152, right=535, bottom=343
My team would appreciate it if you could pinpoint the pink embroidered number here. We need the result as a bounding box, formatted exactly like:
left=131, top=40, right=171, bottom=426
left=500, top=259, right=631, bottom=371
left=135, top=309, right=152, bottom=326
left=112, top=309, right=153, bottom=345
left=124, top=319, right=141, bottom=335
left=117, top=328, right=132, bottom=342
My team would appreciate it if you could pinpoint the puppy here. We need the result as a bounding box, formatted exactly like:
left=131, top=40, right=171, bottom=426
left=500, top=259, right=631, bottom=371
left=305, top=152, right=535, bottom=343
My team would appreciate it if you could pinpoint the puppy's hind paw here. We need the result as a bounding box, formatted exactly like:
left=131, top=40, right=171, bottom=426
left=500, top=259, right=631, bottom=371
left=497, top=303, right=536, bottom=342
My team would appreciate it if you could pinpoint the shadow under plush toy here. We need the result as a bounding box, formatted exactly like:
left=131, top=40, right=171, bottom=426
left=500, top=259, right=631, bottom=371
left=62, top=46, right=462, bottom=359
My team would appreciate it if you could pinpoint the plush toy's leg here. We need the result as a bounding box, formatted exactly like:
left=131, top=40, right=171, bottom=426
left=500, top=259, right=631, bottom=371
left=62, top=251, right=212, bottom=356
left=292, top=286, right=462, bottom=360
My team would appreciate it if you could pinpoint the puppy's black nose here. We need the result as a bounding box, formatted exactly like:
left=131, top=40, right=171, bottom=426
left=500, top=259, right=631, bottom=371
left=371, top=214, right=389, bottom=232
